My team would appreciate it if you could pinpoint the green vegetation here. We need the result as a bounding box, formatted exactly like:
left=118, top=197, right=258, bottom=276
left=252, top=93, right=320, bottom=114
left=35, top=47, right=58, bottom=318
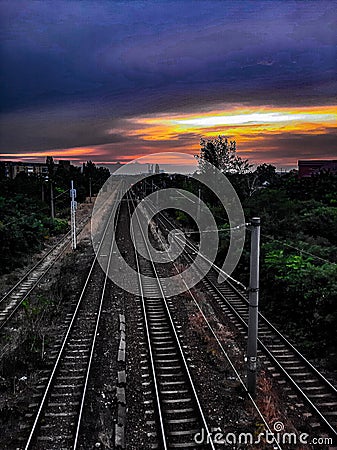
left=181, top=136, right=337, bottom=362
left=244, top=174, right=337, bottom=361
left=0, top=160, right=110, bottom=273
left=22, top=295, right=53, bottom=319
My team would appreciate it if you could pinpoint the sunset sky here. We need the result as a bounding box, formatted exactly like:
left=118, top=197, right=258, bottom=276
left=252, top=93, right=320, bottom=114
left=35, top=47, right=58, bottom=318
left=0, top=0, right=336, bottom=169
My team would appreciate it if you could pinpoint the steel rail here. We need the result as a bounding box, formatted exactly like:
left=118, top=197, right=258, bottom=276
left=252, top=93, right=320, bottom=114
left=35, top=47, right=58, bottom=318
left=1, top=221, right=74, bottom=305
left=218, top=271, right=337, bottom=395
left=129, top=191, right=216, bottom=450
left=127, top=192, right=168, bottom=450
left=168, top=221, right=337, bottom=396
left=73, top=200, right=121, bottom=449
left=0, top=215, right=91, bottom=332
left=204, top=272, right=337, bottom=439
left=150, top=203, right=337, bottom=439
left=24, top=193, right=120, bottom=449
left=142, top=196, right=284, bottom=450
left=152, top=203, right=337, bottom=392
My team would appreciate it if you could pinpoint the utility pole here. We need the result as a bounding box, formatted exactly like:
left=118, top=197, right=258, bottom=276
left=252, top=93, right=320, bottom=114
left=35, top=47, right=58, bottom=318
left=46, top=155, right=55, bottom=219
left=89, top=176, right=92, bottom=203
left=197, top=188, right=201, bottom=222
left=247, top=217, right=260, bottom=396
left=50, top=182, right=55, bottom=219
left=70, top=180, right=77, bottom=250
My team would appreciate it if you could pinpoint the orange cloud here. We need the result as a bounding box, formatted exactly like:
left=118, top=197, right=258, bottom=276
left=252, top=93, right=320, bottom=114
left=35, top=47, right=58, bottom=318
left=103, top=104, right=334, bottom=167
left=123, top=104, right=337, bottom=155
left=3, top=105, right=336, bottom=168
left=1, top=147, right=97, bottom=160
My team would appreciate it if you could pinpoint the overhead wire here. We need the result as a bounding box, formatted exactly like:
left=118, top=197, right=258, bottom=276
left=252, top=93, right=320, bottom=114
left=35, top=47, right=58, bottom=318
left=140, top=191, right=283, bottom=450
left=175, top=223, right=250, bottom=234
left=262, top=234, right=336, bottom=266
left=142, top=196, right=249, bottom=291
left=1, top=173, right=106, bottom=227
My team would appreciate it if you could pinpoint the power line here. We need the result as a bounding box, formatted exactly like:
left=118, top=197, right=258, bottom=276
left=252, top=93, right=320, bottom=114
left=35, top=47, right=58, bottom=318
left=175, top=223, right=249, bottom=235
left=262, top=234, right=336, bottom=266
left=1, top=191, right=71, bottom=228
left=54, top=190, right=69, bottom=199
left=142, top=194, right=249, bottom=290
left=156, top=215, right=249, bottom=291
left=1, top=205, right=50, bottom=227
left=70, top=180, right=77, bottom=250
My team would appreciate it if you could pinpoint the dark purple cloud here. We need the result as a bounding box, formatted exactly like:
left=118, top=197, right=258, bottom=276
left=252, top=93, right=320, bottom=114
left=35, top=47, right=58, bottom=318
left=0, top=0, right=336, bottom=160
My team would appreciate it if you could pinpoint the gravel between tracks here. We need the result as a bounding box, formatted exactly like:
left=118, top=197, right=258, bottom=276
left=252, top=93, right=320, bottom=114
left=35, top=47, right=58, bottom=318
left=0, top=204, right=94, bottom=449
left=0, top=198, right=329, bottom=450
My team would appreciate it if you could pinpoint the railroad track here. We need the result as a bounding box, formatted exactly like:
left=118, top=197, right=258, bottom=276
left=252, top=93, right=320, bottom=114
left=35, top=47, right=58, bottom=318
left=0, top=214, right=91, bottom=331
left=147, top=199, right=337, bottom=441
left=202, top=271, right=337, bottom=436
left=20, top=201, right=120, bottom=450
left=128, top=193, right=215, bottom=449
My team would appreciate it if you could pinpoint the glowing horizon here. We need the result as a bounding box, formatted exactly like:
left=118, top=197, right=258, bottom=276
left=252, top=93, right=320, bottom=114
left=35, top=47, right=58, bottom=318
left=173, top=111, right=336, bottom=127
left=1, top=1, right=336, bottom=168
left=126, top=105, right=337, bottom=137
left=2, top=104, right=336, bottom=169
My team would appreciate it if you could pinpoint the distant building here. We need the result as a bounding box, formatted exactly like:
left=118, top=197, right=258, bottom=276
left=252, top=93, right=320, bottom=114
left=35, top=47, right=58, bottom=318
left=298, top=160, right=337, bottom=178
left=2, top=161, right=49, bottom=179
left=1, top=157, right=72, bottom=179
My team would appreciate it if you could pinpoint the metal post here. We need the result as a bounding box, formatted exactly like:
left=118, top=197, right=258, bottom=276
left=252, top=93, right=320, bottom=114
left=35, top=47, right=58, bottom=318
left=50, top=182, right=55, bottom=219
left=247, top=217, right=260, bottom=396
left=89, top=176, right=92, bottom=203
left=70, top=180, right=77, bottom=250
left=197, top=188, right=201, bottom=221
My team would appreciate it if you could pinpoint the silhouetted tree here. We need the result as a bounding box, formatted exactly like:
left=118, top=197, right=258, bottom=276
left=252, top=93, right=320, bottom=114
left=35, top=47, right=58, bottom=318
left=198, top=135, right=251, bottom=174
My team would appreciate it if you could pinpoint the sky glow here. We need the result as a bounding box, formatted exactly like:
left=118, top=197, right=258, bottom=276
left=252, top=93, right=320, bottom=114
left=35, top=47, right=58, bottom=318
left=173, top=112, right=336, bottom=127
left=0, top=0, right=336, bottom=168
